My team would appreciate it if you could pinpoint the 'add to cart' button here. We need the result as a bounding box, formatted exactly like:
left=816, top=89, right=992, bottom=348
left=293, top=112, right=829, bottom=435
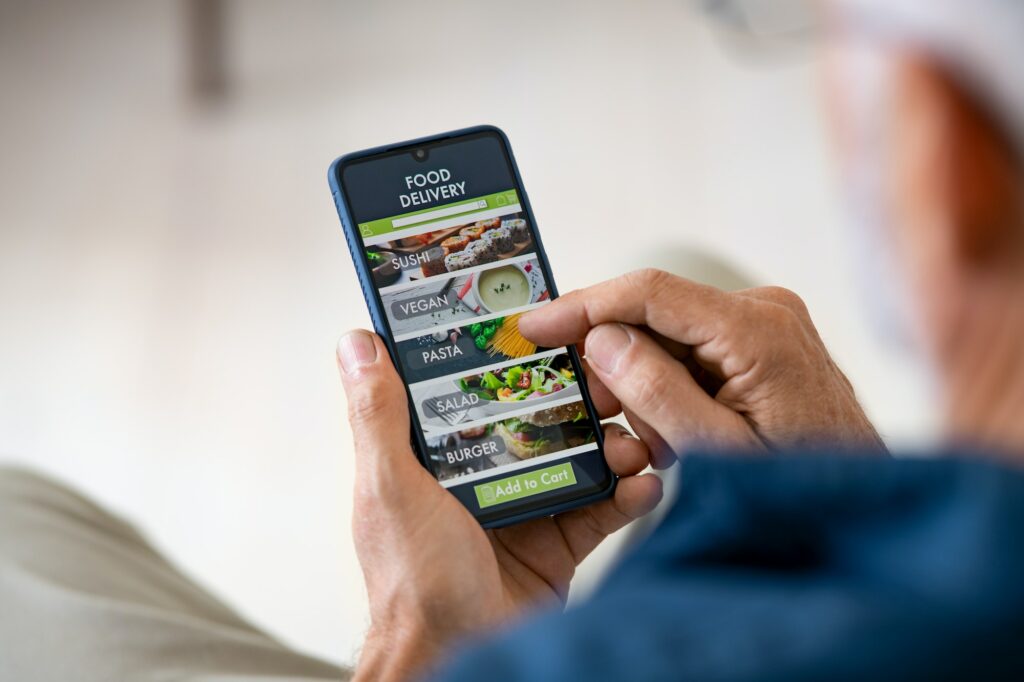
left=474, top=462, right=577, bottom=509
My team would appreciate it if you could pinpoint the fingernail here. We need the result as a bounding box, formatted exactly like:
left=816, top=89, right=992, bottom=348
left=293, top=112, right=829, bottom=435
left=337, top=330, right=378, bottom=375
left=587, top=323, right=631, bottom=374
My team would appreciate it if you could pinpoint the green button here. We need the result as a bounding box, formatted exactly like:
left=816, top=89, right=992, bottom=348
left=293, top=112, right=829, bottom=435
left=474, top=462, right=577, bottom=509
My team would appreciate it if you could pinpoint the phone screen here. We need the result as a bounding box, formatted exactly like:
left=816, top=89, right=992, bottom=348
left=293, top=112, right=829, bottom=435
left=336, top=129, right=612, bottom=524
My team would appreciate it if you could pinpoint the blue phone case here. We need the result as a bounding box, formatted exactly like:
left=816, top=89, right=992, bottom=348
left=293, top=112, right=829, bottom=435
left=327, top=124, right=615, bottom=528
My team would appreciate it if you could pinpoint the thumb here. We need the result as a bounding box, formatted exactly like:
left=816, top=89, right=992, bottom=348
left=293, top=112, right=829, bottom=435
left=585, top=323, right=759, bottom=453
left=336, top=330, right=419, bottom=490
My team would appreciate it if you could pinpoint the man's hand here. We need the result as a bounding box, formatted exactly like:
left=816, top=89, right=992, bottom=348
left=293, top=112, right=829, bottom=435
left=337, top=330, right=662, bottom=682
left=519, top=269, right=884, bottom=466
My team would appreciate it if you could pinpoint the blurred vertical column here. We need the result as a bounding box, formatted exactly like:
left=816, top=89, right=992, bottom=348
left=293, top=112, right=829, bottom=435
left=185, top=0, right=229, bottom=103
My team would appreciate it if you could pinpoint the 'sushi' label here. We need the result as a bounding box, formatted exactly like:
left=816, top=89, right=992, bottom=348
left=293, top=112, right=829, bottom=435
left=388, top=247, right=444, bottom=273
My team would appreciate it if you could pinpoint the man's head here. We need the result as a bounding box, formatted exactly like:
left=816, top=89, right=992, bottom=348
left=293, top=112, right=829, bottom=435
left=820, top=0, right=1024, bottom=448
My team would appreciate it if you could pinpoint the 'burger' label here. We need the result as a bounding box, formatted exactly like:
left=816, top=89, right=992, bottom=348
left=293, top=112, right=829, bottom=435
left=438, top=435, right=506, bottom=464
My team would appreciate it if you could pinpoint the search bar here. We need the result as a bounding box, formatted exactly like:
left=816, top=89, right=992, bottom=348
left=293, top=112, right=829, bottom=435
left=392, top=199, right=488, bottom=229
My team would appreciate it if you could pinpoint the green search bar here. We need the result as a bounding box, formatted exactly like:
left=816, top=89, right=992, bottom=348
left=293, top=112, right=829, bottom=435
left=358, top=189, right=519, bottom=239
left=392, top=199, right=488, bottom=229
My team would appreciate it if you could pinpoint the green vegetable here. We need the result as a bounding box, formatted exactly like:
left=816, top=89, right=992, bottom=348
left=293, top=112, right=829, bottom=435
left=480, top=372, right=504, bottom=390
left=505, top=366, right=525, bottom=388
left=474, top=334, right=488, bottom=350
left=457, top=354, right=580, bottom=404
left=531, top=370, right=545, bottom=390
left=502, top=417, right=530, bottom=433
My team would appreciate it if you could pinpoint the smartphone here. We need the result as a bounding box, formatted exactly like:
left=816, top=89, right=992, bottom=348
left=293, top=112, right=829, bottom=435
left=328, top=125, right=614, bottom=528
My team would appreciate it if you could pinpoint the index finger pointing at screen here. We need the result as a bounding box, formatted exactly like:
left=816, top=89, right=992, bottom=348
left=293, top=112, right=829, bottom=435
left=518, top=269, right=735, bottom=349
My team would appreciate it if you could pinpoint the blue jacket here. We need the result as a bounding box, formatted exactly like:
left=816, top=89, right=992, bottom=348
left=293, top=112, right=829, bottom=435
left=433, top=453, right=1024, bottom=681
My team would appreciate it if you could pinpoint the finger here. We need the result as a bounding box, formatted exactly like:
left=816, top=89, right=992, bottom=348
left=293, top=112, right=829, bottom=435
left=583, top=360, right=621, bottom=419
left=336, top=330, right=421, bottom=490
left=621, top=330, right=723, bottom=398
left=646, top=328, right=691, bottom=361
left=602, top=423, right=651, bottom=477
left=519, top=269, right=734, bottom=350
left=736, top=286, right=814, bottom=328
left=623, top=408, right=677, bottom=470
left=554, top=473, right=663, bottom=564
left=586, top=323, right=759, bottom=453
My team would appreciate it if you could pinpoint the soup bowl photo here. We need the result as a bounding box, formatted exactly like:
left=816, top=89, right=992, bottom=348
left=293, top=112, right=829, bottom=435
left=472, top=263, right=536, bottom=314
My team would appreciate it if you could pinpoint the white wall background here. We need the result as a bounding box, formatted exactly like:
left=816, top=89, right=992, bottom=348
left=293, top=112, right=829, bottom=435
left=0, top=0, right=937, bottom=667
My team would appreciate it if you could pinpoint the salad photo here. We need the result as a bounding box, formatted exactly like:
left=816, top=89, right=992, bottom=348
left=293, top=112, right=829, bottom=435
left=457, top=354, right=577, bottom=403
left=410, top=351, right=583, bottom=430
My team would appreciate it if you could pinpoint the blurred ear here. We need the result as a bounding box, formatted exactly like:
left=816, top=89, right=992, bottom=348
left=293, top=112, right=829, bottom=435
left=895, top=56, right=1024, bottom=264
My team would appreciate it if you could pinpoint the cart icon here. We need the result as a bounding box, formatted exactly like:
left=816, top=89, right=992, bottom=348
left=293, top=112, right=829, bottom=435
left=479, top=485, right=496, bottom=504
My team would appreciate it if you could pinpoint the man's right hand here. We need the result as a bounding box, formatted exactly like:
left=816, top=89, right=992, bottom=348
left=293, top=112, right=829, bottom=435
left=519, top=269, right=884, bottom=465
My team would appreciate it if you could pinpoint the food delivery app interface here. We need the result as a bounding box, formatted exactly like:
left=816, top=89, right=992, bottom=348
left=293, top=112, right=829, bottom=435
left=341, top=132, right=608, bottom=515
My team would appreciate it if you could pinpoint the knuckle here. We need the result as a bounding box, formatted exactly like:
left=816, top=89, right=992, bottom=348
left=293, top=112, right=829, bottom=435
left=758, top=286, right=809, bottom=316
left=742, top=298, right=804, bottom=353
left=346, top=380, right=393, bottom=428
left=763, top=299, right=802, bottom=333
left=627, top=356, right=673, bottom=414
left=554, top=287, right=581, bottom=306
left=626, top=267, right=673, bottom=291
left=630, top=269, right=688, bottom=312
left=740, top=286, right=803, bottom=326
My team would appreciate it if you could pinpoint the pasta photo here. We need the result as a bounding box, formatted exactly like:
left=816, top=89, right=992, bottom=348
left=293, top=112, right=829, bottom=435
left=394, top=314, right=553, bottom=384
